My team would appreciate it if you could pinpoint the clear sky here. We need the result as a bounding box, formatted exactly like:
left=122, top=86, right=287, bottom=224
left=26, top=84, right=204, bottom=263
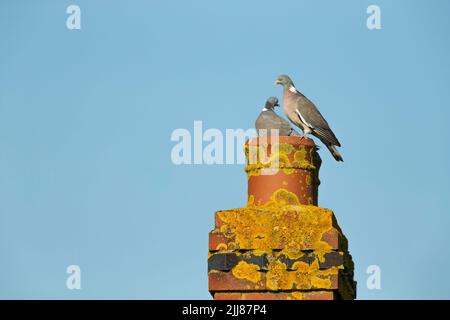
left=1, top=0, right=449, bottom=299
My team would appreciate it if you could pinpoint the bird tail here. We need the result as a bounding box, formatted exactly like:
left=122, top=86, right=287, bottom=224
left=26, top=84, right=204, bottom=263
left=326, top=144, right=343, bottom=162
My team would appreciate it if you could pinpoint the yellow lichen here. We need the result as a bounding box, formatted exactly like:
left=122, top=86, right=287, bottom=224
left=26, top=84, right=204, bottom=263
left=213, top=141, right=341, bottom=295
left=247, top=188, right=300, bottom=209
left=266, top=260, right=295, bottom=290
left=219, top=224, right=235, bottom=238
left=215, top=243, right=228, bottom=251
left=217, top=200, right=334, bottom=254
left=231, top=261, right=261, bottom=283
left=305, top=174, right=311, bottom=186
left=283, top=249, right=304, bottom=260
left=245, top=143, right=317, bottom=176
left=268, top=189, right=301, bottom=207
left=265, top=259, right=337, bottom=291
left=247, top=195, right=255, bottom=206
left=291, top=292, right=303, bottom=300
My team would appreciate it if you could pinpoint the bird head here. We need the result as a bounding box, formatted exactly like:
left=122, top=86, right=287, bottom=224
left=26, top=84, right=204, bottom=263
left=265, top=96, right=279, bottom=109
left=275, top=75, right=294, bottom=87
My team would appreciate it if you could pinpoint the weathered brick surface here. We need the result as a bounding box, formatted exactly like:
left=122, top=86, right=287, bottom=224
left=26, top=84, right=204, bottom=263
left=208, top=270, right=266, bottom=291
left=213, top=291, right=337, bottom=300
left=209, top=227, right=346, bottom=251
left=208, top=232, right=231, bottom=251
left=208, top=270, right=344, bottom=292
left=213, top=292, right=243, bottom=300
left=208, top=251, right=349, bottom=272
left=208, top=138, right=356, bottom=300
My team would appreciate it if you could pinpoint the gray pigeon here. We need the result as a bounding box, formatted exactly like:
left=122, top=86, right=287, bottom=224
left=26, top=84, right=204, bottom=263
left=255, top=96, right=299, bottom=136
left=275, top=75, right=343, bottom=161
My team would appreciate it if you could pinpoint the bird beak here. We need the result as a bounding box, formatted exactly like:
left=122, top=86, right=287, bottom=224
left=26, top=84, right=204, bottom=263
left=275, top=79, right=281, bottom=85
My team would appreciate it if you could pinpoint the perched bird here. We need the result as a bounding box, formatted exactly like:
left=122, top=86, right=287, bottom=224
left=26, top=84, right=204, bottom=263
left=275, top=75, right=343, bottom=161
left=255, top=96, right=299, bottom=136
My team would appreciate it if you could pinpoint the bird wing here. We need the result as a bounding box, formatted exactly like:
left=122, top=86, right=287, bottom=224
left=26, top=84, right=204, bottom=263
left=275, top=114, right=295, bottom=136
left=294, top=95, right=341, bottom=147
left=256, top=111, right=293, bottom=136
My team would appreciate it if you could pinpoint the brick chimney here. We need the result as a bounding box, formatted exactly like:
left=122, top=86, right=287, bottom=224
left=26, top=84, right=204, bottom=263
left=208, top=136, right=356, bottom=300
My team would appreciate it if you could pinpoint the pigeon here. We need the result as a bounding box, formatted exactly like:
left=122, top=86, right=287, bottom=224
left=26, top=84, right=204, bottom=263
left=275, top=75, right=343, bottom=161
left=255, top=96, right=299, bottom=136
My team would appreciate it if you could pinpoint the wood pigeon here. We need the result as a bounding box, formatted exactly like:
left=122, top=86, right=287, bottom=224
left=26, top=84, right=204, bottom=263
left=255, top=96, right=299, bottom=136
left=275, top=75, right=343, bottom=161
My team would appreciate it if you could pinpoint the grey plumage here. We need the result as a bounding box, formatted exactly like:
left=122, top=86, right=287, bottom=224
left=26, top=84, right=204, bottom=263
left=275, top=75, right=343, bottom=161
left=255, top=96, right=299, bottom=136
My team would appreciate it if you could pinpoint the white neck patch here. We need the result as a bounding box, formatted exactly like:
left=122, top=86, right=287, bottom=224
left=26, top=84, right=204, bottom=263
left=262, top=107, right=269, bottom=111
left=289, top=85, right=297, bottom=93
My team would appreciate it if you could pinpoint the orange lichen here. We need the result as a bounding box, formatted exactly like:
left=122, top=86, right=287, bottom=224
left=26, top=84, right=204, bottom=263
left=267, top=188, right=301, bottom=207
left=227, top=242, right=237, bottom=251
left=215, top=243, right=228, bottom=251
left=231, top=261, right=262, bottom=283
left=266, top=259, right=336, bottom=291
left=217, top=195, right=334, bottom=256
left=209, top=140, right=353, bottom=299
left=266, top=260, right=295, bottom=290
left=305, top=174, right=311, bottom=186
left=247, top=195, right=255, bottom=207
left=244, top=143, right=317, bottom=177
left=291, top=292, right=304, bottom=300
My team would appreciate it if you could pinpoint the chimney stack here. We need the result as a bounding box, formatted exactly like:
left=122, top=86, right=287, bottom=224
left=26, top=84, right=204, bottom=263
left=208, top=136, right=356, bottom=300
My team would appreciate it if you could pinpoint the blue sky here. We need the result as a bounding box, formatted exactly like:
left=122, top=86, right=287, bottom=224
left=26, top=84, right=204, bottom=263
left=0, top=0, right=449, bottom=299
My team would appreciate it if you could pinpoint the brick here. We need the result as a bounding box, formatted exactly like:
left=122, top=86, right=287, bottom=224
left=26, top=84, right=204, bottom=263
left=212, top=209, right=347, bottom=251
left=209, top=251, right=349, bottom=273
left=321, top=228, right=348, bottom=251
left=208, top=252, right=269, bottom=272
left=241, top=292, right=293, bottom=300
left=293, top=291, right=336, bottom=300
left=208, top=270, right=266, bottom=292
left=241, top=252, right=269, bottom=271
left=208, top=232, right=232, bottom=251
left=208, top=137, right=356, bottom=300
left=209, top=229, right=345, bottom=251
left=320, top=251, right=344, bottom=269
left=337, top=273, right=357, bottom=300
left=266, top=271, right=339, bottom=291
left=214, top=291, right=337, bottom=300
left=213, top=293, right=243, bottom=300
left=208, top=269, right=345, bottom=293
left=208, top=253, right=239, bottom=271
